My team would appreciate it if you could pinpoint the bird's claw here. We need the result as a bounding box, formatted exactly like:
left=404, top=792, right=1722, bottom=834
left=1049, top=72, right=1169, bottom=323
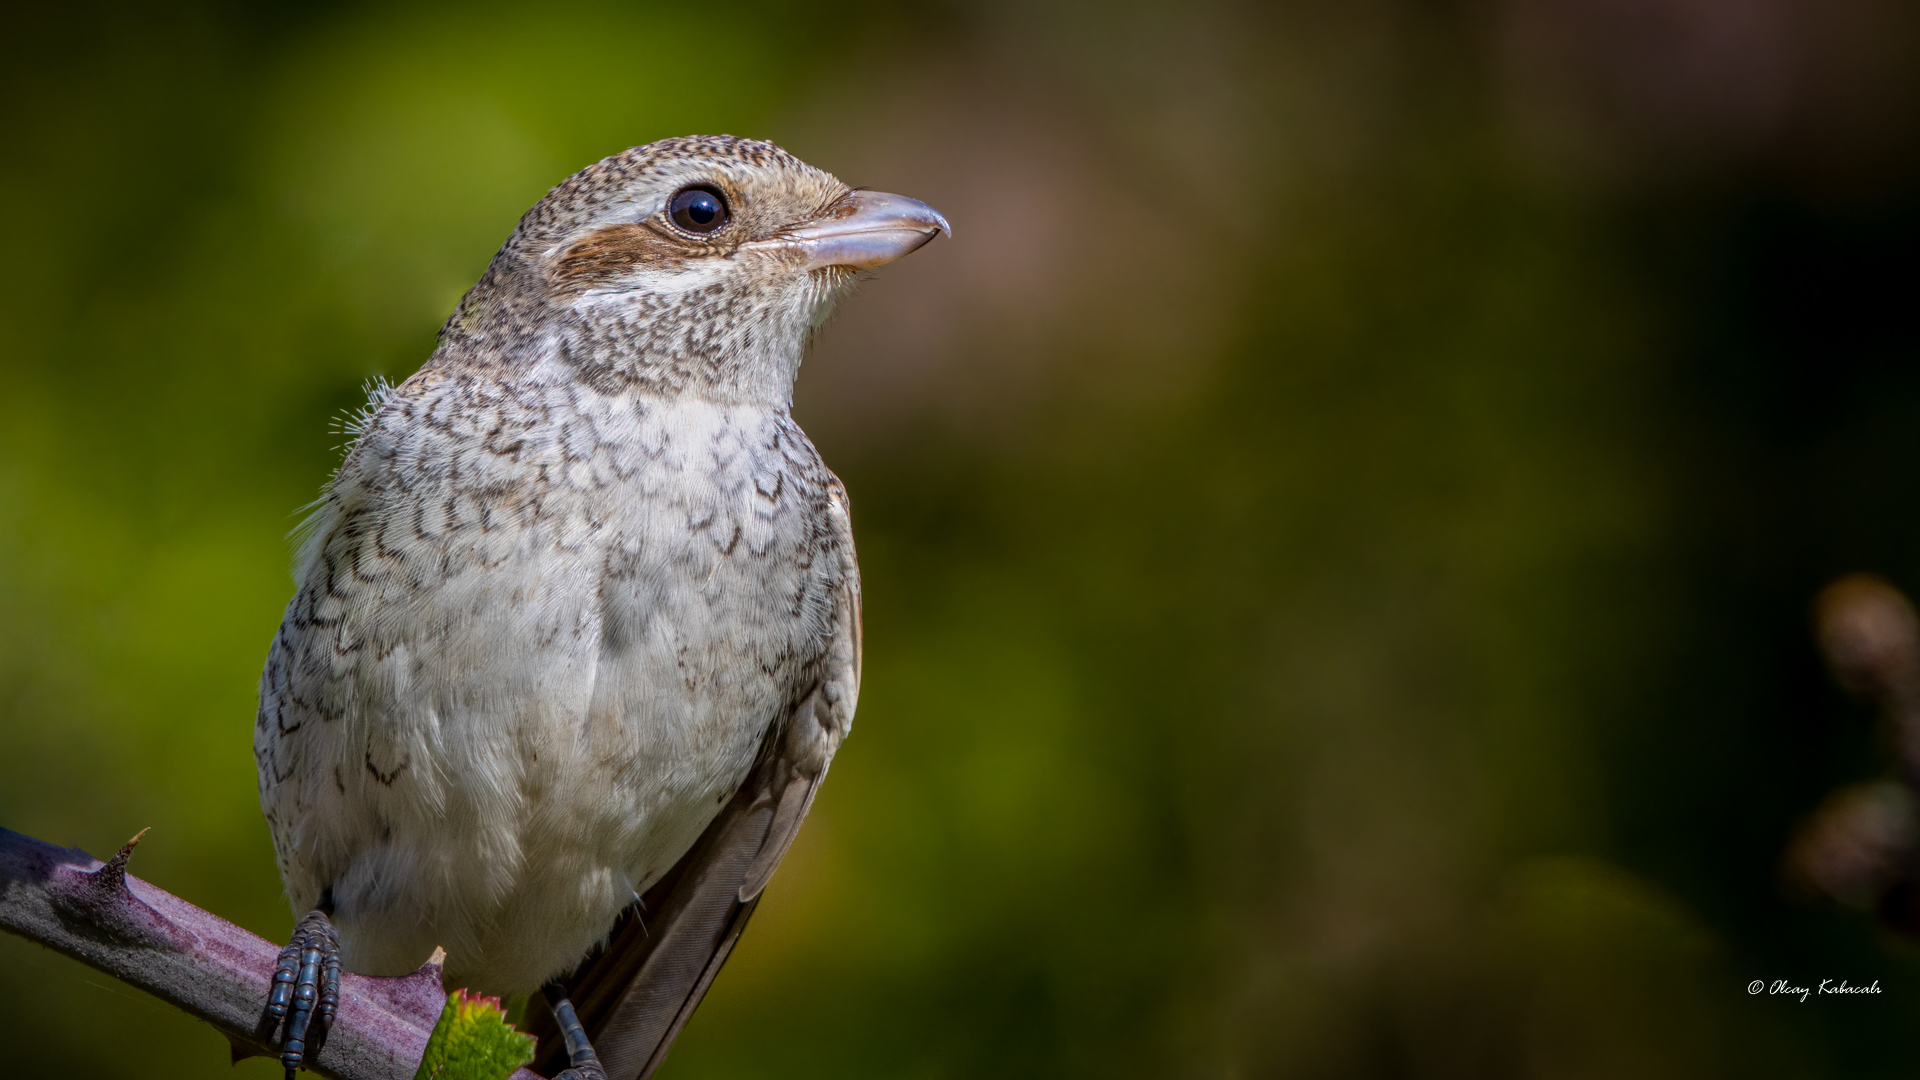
left=267, top=906, right=341, bottom=1077
left=552, top=1065, right=610, bottom=1080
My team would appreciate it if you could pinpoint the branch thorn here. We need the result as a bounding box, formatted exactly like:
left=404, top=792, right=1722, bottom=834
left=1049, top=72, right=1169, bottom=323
left=85, top=826, right=151, bottom=898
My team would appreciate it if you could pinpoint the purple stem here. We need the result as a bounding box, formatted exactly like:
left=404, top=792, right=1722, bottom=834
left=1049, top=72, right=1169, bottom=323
left=0, top=826, right=541, bottom=1080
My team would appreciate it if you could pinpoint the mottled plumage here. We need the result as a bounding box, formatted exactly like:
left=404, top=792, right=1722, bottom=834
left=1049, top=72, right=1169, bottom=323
left=254, top=135, right=944, bottom=1079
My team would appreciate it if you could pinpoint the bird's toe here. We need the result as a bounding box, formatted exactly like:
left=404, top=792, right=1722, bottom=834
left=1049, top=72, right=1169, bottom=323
left=267, top=905, right=341, bottom=1077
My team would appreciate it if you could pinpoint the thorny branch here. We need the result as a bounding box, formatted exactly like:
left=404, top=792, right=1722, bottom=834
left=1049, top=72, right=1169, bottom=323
left=0, top=825, right=540, bottom=1080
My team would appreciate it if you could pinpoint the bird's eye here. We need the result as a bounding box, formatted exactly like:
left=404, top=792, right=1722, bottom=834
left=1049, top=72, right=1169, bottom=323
left=669, top=186, right=729, bottom=234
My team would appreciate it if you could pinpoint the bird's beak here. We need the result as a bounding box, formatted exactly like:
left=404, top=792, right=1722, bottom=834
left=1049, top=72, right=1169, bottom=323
left=755, top=190, right=951, bottom=271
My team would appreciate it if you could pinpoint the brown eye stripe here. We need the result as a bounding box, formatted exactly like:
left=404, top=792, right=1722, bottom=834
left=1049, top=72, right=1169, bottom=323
left=549, top=223, right=696, bottom=289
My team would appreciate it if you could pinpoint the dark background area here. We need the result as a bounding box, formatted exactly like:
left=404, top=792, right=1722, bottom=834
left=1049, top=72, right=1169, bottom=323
left=4, top=0, right=1920, bottom=1075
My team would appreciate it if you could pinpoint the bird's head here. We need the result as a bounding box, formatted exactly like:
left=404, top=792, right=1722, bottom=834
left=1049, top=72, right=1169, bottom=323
left=442, top=135, right=949, bottom=406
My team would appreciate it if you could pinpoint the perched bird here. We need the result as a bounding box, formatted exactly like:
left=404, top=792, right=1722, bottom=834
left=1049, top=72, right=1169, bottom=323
left=253, top=135, right=947, bottom=1080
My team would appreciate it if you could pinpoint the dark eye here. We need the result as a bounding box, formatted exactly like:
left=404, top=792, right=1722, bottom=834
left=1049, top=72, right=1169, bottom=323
left=669, top=186, right=729, bottom=234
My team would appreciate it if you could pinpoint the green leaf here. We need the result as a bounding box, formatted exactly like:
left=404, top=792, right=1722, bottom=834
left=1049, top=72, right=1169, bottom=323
left=412, top=988, right=538, bottom=1080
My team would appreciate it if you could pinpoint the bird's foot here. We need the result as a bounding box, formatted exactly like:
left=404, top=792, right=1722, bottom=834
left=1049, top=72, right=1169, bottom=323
left=267, top=902, right=341, bottom=1078
left=543, top=981, right=607, bottom=1080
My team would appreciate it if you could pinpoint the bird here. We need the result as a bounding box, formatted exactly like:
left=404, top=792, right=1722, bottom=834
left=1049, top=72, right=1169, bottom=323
left=252, top=134, right=948, bottom=1080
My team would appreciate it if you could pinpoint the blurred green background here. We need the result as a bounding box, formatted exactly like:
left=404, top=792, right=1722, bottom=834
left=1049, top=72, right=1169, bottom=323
left=5, top=0, right=1920, bottom=1076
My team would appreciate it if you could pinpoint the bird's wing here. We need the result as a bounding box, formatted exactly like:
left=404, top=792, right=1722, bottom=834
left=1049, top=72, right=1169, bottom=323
left=528, top=474, right=861, bottom=1080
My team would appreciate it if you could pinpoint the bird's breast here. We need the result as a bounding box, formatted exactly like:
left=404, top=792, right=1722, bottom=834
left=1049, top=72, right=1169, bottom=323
left=261, top=373, right=845, bottom=991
